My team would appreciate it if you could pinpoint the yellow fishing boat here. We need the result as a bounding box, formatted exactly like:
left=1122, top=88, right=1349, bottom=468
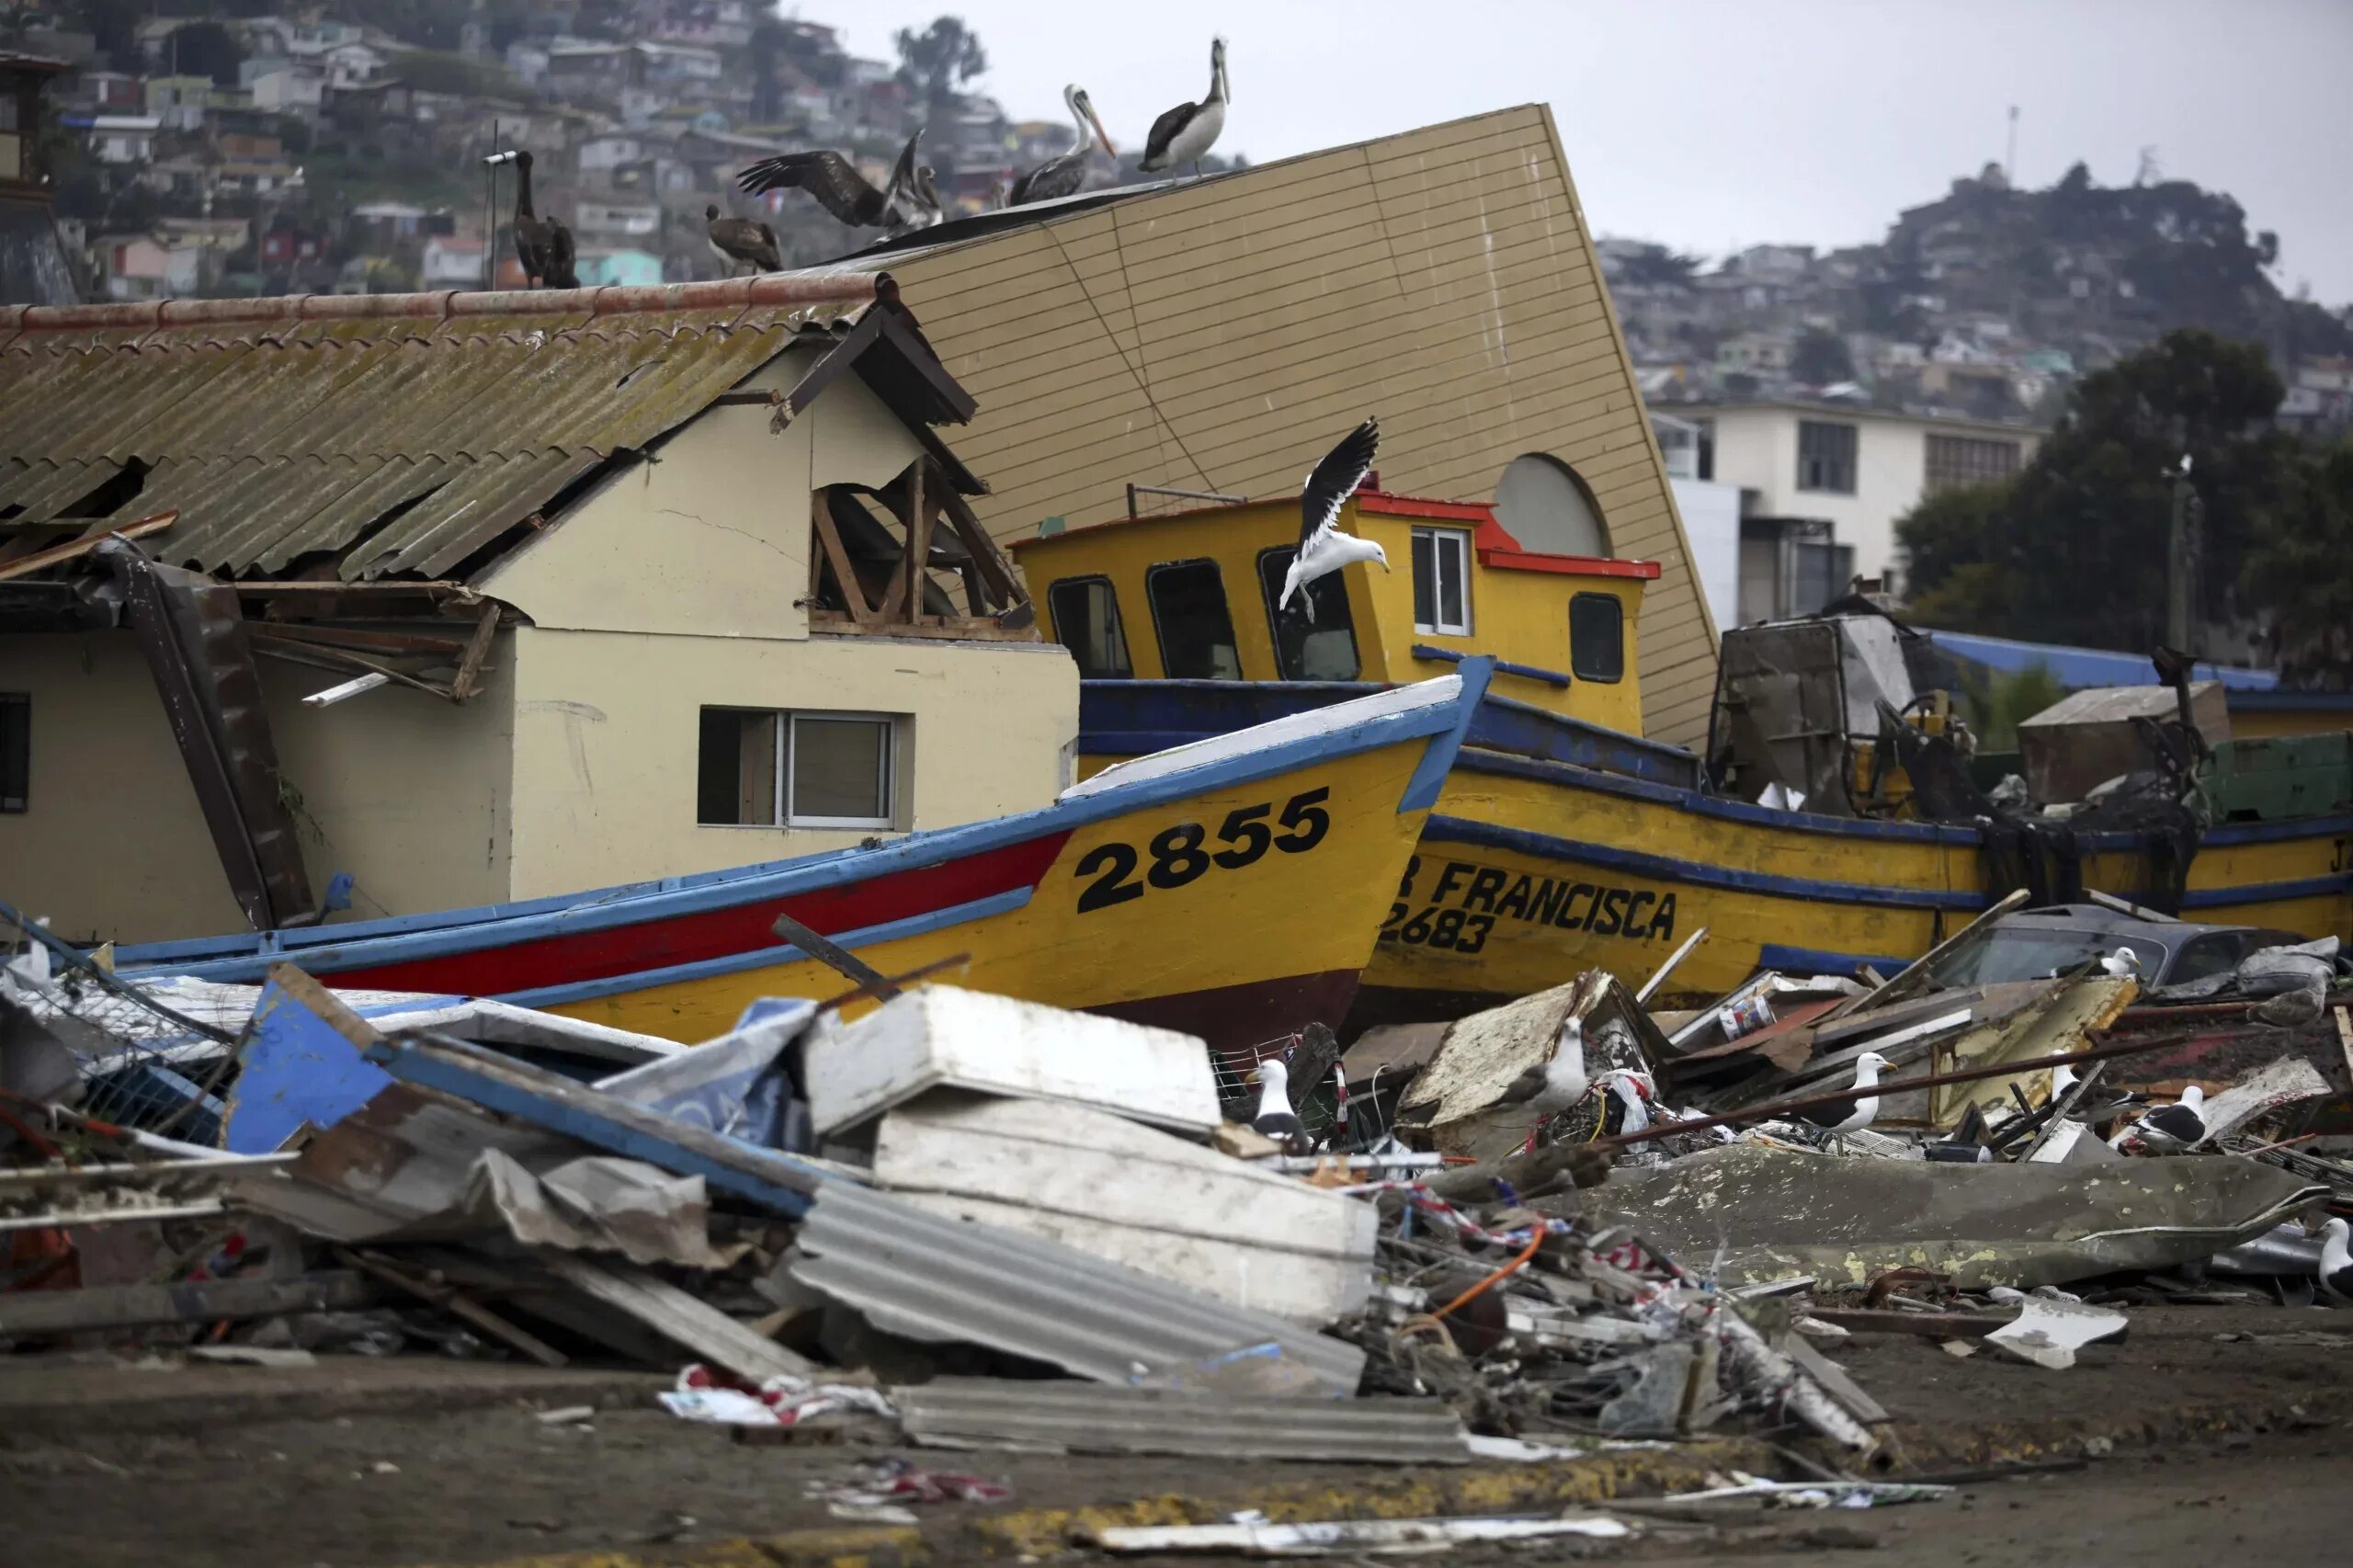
left=1018, top=489, right=2353, bottom=1023
left=117, top=673, right=1491, bottom=1051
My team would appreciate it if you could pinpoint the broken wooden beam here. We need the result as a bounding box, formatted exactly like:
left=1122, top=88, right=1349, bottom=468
left=0, top=1270, right=381, bottom=1337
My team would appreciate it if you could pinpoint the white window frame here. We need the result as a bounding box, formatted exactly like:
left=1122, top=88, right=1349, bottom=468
left=1413, top=527, right=1473, bottom=637
left=782, top=710, right=897, bottom=831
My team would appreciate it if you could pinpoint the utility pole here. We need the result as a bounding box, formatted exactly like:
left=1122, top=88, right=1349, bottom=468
left=2166, top=456, right=2202, bottom=655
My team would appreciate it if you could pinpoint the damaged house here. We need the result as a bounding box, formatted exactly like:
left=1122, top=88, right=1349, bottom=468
left=0, top=274, right=1073, bottom=942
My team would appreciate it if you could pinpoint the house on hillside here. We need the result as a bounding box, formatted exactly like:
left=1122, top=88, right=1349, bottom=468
left=0, top=275, right=1071, bottom=942
left=830, top=106, right=1721, bottom=746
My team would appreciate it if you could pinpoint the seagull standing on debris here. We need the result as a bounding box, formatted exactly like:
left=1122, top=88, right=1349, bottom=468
left=1279, top=418, right=1388, bottom=612
left=1799, top=1051, right=1891, bottom=1149
left=2320, top=1218, right=2353, bottom=1301
left=2113, top=1083, right=2206, bottom=1153
left=1249, top=1057, right=1310, bottom=1153
left=1503, top=1017, right=1591, bottom=1153
left=2098, top=946, right=2143, bottom=978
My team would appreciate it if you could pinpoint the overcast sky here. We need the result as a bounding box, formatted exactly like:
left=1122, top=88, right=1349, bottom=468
left=813, top=0, right=2353, bottom=305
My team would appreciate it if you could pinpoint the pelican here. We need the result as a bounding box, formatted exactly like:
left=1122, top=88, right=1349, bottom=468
left=705, top=203, right=782, bottom=275
left=737, top=130, right=934, bottom=235
left=483, top=149, right=577, bottom=289
left=1008, top=85, right=1115, bottom=207
left=1140, top=38, right=1228, bottom=176
left=1279, top=418, right=1387, bottom=612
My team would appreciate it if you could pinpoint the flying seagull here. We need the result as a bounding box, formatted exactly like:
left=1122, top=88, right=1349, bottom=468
left=1248, top=1056, right=1309, bottom=1153
left=705, top=204, right=782, bottom=275
left=1140, top=38, right=1229, bottom=176
left=2322, top=1218, right=2352, bottom=1301
left=737, top=131, right=934, bottom=235
left=1008, top=85, right=1115, bottom=207
left=2113, top=1083, right=2205, bottom=1153
left=484, top=149, right=577, bottom=289
left=1279, top=418, right=1388, bottom=612
left=1798, top=1051, right=1892, bottom=1147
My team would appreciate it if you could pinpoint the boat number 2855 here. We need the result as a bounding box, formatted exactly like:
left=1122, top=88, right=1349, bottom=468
left=1073, top=788, right=1332, bottom=913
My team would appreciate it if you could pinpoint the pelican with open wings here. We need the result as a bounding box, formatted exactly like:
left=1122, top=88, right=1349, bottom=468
left=1278, top=417, right=1388, bottom=612
left=736, top=131, right=939, bottom=235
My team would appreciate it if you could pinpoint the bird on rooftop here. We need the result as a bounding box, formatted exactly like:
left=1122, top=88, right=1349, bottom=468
left=1248, top=1055, right=1310, bottom=1153
left=1008, top=85, right=1115, bottom=207
left=2112, top=1083, right=2206, bottom=1153
left=2320, top=1218, right=2352, bottom=1301
left=1279, top=418, right=1388, bottom=613
left=1139, top=38, right=1229, bottom=177
left=484, top=150, right=578, bottom=289
left=1798, top=1051, right=1892, bottom=1149
left=2097, top=946, right=2143, bottom=978
left=705, top=204, right=783, bottom=276
left=736, top=131, right=937, bottom=237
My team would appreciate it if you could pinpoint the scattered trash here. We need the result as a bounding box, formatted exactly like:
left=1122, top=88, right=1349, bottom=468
left=1088, top=1511, right=1633, bottom=1556
left=657, top=1365, right=896, bottom=1429
left=1984, top=1298, right=2131, bottom=1369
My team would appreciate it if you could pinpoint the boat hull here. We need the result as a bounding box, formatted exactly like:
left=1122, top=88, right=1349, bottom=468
left=1076, top=685, right=2353, bottom=1025
left=117, top=672, right=1493, bottom=1051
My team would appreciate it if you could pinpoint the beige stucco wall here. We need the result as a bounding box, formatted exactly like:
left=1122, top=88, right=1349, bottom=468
left=479, top=348, right=929, bottom=642
left=502, top=625, right=1076, bottom=899
left=0, top=630, right=512, bottom=943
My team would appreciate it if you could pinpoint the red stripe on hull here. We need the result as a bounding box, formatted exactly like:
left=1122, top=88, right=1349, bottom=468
left=1091, top=969, right=1363, bottom=1063
left=331, top=833, right=1073, bottom=995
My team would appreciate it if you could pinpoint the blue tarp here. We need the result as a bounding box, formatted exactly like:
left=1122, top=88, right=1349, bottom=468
left=1924, top=629, right=2279, bottom=693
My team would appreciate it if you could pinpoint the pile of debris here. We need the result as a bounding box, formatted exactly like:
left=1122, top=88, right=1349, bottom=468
left=5, top=886, right=2350, bottom=1546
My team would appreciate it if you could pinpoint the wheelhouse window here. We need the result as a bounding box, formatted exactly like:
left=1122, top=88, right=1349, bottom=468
left=1145, top=559, right=1243, bottom=680
left=697, top=708, right=898, bottom=829
left=1045, top=576, right=1133, bottom=679
left=1, top=693, right=26, bottom=812
left=1796, top=419, right=1858, bottom=494
left=1256, top=547, right=1361, bottom=680
left=1569, top=594, right=1624, bottom=683
left=1411, top=528, right=1472, bottom=635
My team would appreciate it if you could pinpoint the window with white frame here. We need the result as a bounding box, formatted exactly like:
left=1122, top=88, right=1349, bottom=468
left=696, top=708, right=899, bottom=829
left=1410, top=528, right=1472, bottom=635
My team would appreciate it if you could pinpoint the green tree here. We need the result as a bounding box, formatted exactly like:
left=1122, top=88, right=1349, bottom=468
left=1900, top=328, right=2297, bottom=651
left=2241, top=440, right=2353, bottom=685
left=1791, top=328, right=1854, bottom=386
left=893, top=16, right=986, bottom=114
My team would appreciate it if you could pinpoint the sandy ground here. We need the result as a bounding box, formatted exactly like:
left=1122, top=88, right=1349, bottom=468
left=1, top=1304, right=2347, bottom=1568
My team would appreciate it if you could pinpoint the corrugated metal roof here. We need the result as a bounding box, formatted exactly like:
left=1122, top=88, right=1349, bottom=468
left=0, top=272, right=881, bottom=581
left=790, top=1182, right=1366, bottom=1395
left=893, top=1380, right=1471, bottom=1463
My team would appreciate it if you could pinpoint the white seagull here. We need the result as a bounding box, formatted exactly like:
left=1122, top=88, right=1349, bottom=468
left=2113, top=1083, right=2206, bottom=1153
left=2321, top=1218, right=2352, bottom=1301
left=1279, top=418, right=1388, bottom=613
left=2052, top=1062, right=2080, bottom=1096
left=2097, top=946, right=2143, bottom=978
left=1248, top=1056, right=1309, bottom=1153
left=1505, top=1016, right=1591, bottom=1119
left=1139, top=38, right=1229, bottom=176
left=1799, top=1051, right=1892, bottom=1149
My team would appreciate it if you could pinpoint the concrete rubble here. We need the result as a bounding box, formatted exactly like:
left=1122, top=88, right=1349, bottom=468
left=4, top=887, right=2351, bottom=1559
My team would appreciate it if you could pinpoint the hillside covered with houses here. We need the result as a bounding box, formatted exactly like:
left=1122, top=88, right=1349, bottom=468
left=1607, top=161, right=2353, bottom=439
left=6, top=0, right=1180, bottom=300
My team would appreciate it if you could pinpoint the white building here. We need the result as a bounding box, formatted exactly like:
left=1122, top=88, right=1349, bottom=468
left=1652, top=414, right=1740, bottom=633
left=85, top=115, right=161, bottom=165
left=1681, top=400, right=2043, bottom=593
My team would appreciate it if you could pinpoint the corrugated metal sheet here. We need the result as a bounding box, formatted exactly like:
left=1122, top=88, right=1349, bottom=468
left=851, top=107, right=1722, bottom=747
left=893, top=1379, right=1471, bottom=1464
left=0, top=272, right=880, bottom=580
left=790, top=1182, right=1366, bottom=1395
